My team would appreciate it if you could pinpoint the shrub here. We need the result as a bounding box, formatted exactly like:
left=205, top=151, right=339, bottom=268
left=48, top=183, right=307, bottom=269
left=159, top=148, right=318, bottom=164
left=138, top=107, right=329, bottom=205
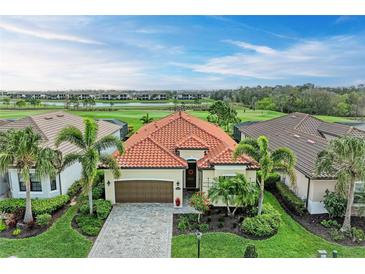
left=189, top=192, right=210, bottom=213
left=218, top=217, right=225, bottom=222
left=320, top=219, right=340, bottom=229
left=243, top=244, right=258, bottom=258
left=67, top=180, right=83, bottom=198
left=92, top=185, right=104, bottom=200
left=76, top=215, right=103, bottom=236
left=323, top=190, right=347, bottom=219
left=0, top=219, right=7, bottom=232
left=198, top=223, right=209, bottom=233
left=177, top=216, right=189, bottom=232
left=206, top=217, right=211, bottom=223
left=12, top=228, right=21, bottom=236
left=79, top=203, right=90, bottom=215
left=276, top=182, right=306, bottom=216
left=0, top=195, right=69, bottom=215
left=351, top=227, right=365, bottom=243
left=36, top=213, right=52, bottom=227
left=218, top=222, right=224, bottom=228
left=329, top=228, right=345, bottom=241
left=32, top=195, right=69, bottom=215
left=241, top=205, right=281, bottom=237
left=94, top=200, right=112, bottom=220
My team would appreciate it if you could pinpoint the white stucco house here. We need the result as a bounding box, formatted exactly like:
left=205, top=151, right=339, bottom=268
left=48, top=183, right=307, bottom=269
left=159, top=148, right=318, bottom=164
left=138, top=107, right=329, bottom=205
left=0, top=111, right=123, bottom=199
left=102, top=111, right=259, bottom=207
left=236, top=112, right=365, bottom=215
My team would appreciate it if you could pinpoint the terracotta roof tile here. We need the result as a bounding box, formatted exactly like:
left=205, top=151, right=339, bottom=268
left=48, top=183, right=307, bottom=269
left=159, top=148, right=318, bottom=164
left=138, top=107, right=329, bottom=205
left=116, top=111, right=257, bottom=169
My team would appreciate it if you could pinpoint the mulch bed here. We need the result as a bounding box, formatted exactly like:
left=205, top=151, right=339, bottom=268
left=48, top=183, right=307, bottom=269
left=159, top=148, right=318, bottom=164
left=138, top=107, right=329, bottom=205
left=0, top=204, right=69, bottom=239
left=173, top=207, right=272, bottom=240
left=271, top=190, right=365, bottom=247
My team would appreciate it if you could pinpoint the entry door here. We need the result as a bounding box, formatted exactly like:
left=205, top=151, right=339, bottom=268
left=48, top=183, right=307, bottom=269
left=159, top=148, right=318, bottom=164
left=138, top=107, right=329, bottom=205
left=185, top=162, right=197, bottom=189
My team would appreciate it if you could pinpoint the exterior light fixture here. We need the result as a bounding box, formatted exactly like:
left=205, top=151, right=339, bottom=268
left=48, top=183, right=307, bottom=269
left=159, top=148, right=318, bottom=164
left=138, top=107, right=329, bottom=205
left=107, top=180, right=111, bottom=186
left=195, top=230, right=202, bottom=258
left=176, top=181, right=181, bottom=190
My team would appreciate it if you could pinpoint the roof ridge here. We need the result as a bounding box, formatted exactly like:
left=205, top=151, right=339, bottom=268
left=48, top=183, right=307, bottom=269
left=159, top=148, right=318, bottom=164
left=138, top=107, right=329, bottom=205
left=28, top=116, right=49, bottom=141
left=177, top=134, right=207, bottom=147
left=293, top=114, right=310, bottom=130
left=146, top=137, right=187, bottom=166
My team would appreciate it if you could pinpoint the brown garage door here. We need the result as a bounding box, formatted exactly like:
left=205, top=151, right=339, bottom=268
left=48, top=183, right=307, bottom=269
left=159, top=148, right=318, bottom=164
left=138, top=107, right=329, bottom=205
left=115, top=180, right=173, bottom=203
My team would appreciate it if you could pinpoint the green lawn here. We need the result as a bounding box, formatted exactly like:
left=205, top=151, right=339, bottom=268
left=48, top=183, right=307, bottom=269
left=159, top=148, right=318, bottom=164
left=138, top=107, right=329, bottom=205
left=0, top=108, right=358, bottom=131
left=0, top=206, right=92, bottom=258
left=172, top=192, right=365, bottom=258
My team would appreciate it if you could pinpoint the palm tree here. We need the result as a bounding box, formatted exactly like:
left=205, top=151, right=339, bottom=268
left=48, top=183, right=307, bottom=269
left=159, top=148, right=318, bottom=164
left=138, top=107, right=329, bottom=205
left=316, top=136, right=365, bottom=232
left=140, top=113, right=153, bottom=124
left=0, top=127, right=58, bottom=223
left=230, top=174, right=258, bottom=216
left=208, top=176, right=235, bottom=216
left=56, top=118, right=123, bottom=215
left=234, top=136, right=296, bottom=215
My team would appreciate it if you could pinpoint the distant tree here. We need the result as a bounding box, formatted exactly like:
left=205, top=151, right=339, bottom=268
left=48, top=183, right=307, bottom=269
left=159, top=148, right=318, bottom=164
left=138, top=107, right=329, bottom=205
left=2, top=97, right=10, bottom=106
left=256, top=97, right=276, bottom=111
left=15, top=99, right=26, bottom=108
left=234, top=136, right=296, bottom=215
left=208, top=101, right=240, bottom=132
left=140, top=113, right=153, bottom=124
left=316, top=136, right=365, bottom=232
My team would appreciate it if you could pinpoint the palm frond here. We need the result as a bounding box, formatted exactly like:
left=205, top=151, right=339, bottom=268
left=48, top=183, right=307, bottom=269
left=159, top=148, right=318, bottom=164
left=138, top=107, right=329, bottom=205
left=272, top=147, right=296, bottom=168
left=84, top=118, right=98, bottom=147
left=35, top=148, right=58, bottom=179
left=55, top=126, right=85, bottom=149
left=93, top=135, right=124, bottom=154
left=233, top=143, right=259, bottom=161
left=99, top=154, right=121, bottom=178
left=61, top=152, right=83, bottom=170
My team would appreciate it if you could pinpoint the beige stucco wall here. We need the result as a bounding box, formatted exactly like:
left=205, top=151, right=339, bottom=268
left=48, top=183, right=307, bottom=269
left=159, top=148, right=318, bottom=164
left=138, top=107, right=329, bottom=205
left=281, top=169, right=309, bottom=200
left=178, top=149, right=206, bottom=160
left=104, top=168, right=184, bottom=207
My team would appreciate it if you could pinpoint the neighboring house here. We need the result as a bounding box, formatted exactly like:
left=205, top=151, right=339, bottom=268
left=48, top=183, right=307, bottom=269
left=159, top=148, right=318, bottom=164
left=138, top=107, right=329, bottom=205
left=103, top=111, right=258, bottom=207
left=96, top=119, right=128, bottom=140
left=236, top=112, right=365, bottom=215
left=0, top=111, right=122, bottom=199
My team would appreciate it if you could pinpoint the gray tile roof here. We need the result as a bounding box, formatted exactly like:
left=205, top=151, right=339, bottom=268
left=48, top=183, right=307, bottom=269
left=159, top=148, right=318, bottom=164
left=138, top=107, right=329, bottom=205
left=238, top=112, right=365, bottom=179
left=0, top=111, right=122, bottom=156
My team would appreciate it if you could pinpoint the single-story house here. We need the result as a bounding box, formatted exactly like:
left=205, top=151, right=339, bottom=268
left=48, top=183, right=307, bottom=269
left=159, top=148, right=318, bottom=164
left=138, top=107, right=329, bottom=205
left=236, top=112, right=365, bottom=215
left=102, top=111, right=259, bottom=207
left=0, top=111, right=123, bottom=199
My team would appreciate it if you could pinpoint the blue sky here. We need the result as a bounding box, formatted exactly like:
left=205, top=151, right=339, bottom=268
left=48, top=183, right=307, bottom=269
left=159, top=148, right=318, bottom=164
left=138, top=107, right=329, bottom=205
left=1, top=16, right=365, bottom=90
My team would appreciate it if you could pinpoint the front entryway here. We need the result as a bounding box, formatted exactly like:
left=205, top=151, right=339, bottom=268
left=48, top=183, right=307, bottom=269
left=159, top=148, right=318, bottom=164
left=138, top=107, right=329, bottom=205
left=185, top=162, right=196, bottom=189
left=88, top=203, right=172, bottom=258
left=115, top=180, right=173, bottom=203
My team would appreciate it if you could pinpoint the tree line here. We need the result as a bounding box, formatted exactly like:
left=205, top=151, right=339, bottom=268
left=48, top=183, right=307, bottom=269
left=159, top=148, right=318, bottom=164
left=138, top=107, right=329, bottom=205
left=211, top=84, right=365, bottom=117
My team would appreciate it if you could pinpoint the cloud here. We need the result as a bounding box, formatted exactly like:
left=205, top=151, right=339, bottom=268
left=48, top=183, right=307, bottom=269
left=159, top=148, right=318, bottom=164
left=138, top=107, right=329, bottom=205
left=0, top=22, right=102, bottom=45
left=224, top=40, right=277, bottom=55
left=174, top=36, right=365, bottom=81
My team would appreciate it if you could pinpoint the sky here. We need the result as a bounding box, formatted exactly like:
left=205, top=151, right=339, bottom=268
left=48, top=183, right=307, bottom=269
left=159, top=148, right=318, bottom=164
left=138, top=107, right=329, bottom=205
left=1, top=15, right=365, bottom=90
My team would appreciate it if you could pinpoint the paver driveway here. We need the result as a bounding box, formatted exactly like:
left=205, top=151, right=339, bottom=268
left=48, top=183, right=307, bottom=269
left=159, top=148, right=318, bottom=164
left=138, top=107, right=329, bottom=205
left=88, top=203, right=173, bottom=258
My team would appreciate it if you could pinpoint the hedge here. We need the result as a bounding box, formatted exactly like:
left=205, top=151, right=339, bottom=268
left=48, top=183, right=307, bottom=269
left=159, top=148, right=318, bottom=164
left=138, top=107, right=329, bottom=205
left=67, top=179, right=83, bottom=198
left=0, top=195, right=70, bottom=215
left=276, top=182, right=306, bottom=216
left=258, top=171, right=281, bottom=191
left=241, top=204, right=281, bottom=237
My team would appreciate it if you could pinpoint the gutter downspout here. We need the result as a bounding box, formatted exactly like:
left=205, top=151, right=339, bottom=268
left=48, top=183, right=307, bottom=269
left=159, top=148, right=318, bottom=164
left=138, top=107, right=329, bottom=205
left=305, top=176, right=311, bottom=210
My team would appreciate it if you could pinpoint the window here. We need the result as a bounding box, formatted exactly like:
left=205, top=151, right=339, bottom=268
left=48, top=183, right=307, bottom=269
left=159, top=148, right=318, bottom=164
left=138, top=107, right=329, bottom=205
left=18, top=173, right=42, bottom=192
left=354, top=181, right=365, bottom=205
left=50, top=175, right=57, bottom=191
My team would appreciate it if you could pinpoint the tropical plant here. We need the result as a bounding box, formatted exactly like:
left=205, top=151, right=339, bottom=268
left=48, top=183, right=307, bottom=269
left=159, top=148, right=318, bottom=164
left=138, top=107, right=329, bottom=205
left=316, top=136, right=365, bottom=232
left=234, top=136, right=296, bottom=215
left=15, top=99, right=26, bottom=108
left=140, top=113, right=153, bottom=124
left=2, top=97, right=10, bottom=106
left=208, top=177, right=235, bottom=216
left=230, top=174, right=258, bottom=216
left=0, top=127, right=58, bottom=223
left=56, top=118, right=123, bottom=215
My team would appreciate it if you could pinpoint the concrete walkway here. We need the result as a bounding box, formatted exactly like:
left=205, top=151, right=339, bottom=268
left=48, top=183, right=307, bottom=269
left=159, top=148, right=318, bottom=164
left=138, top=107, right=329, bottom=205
left=88, top=203, right=173, bottom=258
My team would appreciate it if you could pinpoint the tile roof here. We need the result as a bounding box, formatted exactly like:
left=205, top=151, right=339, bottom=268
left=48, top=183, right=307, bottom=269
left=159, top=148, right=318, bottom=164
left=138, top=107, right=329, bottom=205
left=115, top=111, right=258, bottom=169
left=238, top=112, right=365, bottom=179
left=0, top=111, right=121, bottom=156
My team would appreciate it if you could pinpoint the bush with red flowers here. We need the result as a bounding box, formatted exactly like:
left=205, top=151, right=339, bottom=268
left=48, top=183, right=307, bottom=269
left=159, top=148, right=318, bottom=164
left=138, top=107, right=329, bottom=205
left=189, top=192, right=210, bottom=223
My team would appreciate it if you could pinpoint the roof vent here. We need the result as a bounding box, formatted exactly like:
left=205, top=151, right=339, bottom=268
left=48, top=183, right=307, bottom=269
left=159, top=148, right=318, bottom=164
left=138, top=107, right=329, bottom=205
left=291, top=115, right=297, bottom=118
left=56, top=114, right=64, bottom=117
left=44, top=117, right=53, bottom=120
left=307, top=139, right=315, bottom=144
left=293, top=134, right=300, bottom=138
